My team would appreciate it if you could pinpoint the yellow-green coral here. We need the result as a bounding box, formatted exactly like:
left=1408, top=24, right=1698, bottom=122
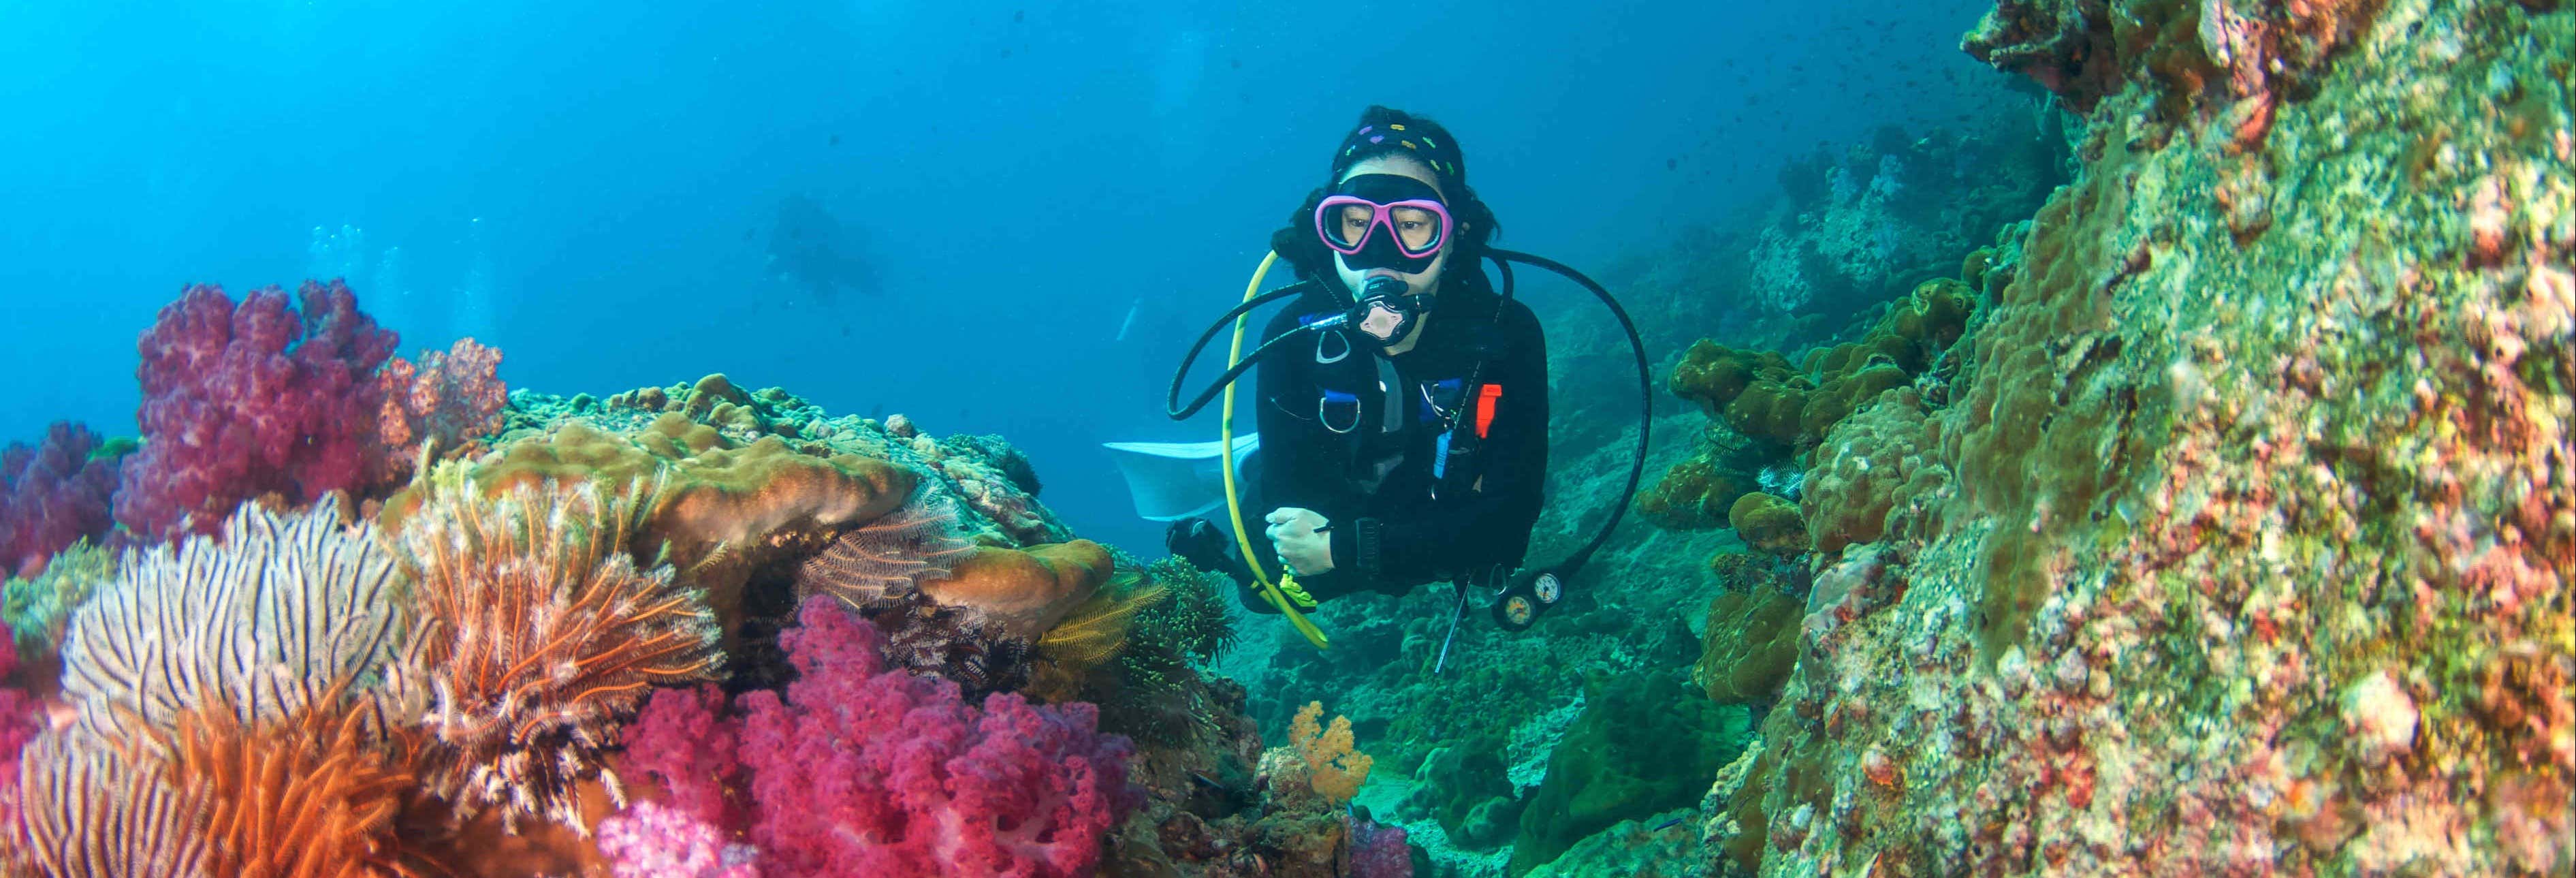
left=3, top=538, right=114, bottom=658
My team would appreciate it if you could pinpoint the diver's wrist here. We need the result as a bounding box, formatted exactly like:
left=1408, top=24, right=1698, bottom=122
left=1346, top=518, right=1382, bottom=580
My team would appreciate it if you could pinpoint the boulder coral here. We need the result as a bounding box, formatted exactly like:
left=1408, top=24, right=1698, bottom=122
left=1800, top=388, right=1951, bottom=561
left=1692, top=559, right=1804, bottom=706
left=1648, top=272, right=1982, bottom=556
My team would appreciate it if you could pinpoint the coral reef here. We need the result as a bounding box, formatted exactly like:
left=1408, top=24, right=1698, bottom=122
left=1635, top=443, right=1762, bottom=531
left=389, top=464, right=722, bottom=834
left=13, top=734, right=211, bottom=875
left=1647, top=271, right=1983, bottom=559
left=5, top=327, right=1211, bottom=871
left=0, top=422, right=122, bottom=580
left=0, top=619, right=42, bottom=827
left=1726, top=492, right=1807, bottom=554
left=1348, top=817, right=1415, bottom=878
left=1798, top=388, right=1949, bottom=561
left=1962, top=0, right=2379, bottom=133
left=622, top=595, right=1135, bottom=878
left=152, top=680, right=438, bottom=877
left=793, top=490, right=1113, bottom=693
left=117, top=280, right=400, bottom=542
left=586, top=373, right=1070, bottom=545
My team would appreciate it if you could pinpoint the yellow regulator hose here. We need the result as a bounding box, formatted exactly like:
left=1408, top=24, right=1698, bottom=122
left=1224, top=251, right=1329, bottom=650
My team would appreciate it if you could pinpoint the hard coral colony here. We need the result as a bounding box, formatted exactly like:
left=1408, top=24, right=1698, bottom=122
left=0, top=0, right=2566, bottom=875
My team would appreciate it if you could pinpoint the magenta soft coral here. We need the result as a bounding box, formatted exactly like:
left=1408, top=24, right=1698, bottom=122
left=0, top=422, right=120, bottom=579
left=623, top=597, right=1136, bottom=878
left=116, top=280, right=398, bottom=541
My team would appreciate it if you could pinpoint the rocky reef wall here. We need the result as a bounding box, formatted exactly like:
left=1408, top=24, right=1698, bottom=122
left=1712, top=0, right=2573, bottom=874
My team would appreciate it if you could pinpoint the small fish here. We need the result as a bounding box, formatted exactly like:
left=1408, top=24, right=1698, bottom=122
left=1650, top=815, right=1688, bottom=831
left=1115, top=296, right=1141, bottom=342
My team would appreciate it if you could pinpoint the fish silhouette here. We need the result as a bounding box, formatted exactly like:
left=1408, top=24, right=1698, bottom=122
left=766, top=193, right=879, bottom=300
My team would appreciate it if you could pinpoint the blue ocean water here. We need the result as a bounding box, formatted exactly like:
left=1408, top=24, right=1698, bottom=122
left=1, top=0, right=2001, bottom=558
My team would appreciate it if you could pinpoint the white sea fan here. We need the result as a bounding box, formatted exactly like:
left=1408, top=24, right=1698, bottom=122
left=58, top=495, right=411, bottom=742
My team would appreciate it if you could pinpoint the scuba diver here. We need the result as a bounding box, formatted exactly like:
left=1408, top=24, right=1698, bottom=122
left=1168, top=106, right=1543, bottom=609
left=1157, top=106, right=1649, bottom=651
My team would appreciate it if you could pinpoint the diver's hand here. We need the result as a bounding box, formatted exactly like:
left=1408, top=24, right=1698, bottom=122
left=1264, top=507, right=1335, bottom=577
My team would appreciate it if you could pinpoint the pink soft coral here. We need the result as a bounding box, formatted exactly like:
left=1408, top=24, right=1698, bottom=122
left=0, top=422, right=120, bottom=579
left=626, top=684, right=745, bottom=826
left=375, top=336, right=507, bottom=474
left=116, top=279, right=398, bottom=540
left=597, top=800, right=761, bottom=878
left=624, top=597, right=1136, bottom=878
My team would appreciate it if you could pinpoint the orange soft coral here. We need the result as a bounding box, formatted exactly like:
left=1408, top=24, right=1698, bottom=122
left=157, top=681, right=439, bottom=878
left=1288, top=701, right=1374, bottom=804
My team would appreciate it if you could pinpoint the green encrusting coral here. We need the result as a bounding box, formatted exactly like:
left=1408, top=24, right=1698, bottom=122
left=1508, top=670, right=1751, bottom=876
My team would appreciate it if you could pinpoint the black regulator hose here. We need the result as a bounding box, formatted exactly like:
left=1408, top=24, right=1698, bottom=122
left=1483, top=247, right=1653, bottom=630
left=1166, top=282, right=1318, bottom=420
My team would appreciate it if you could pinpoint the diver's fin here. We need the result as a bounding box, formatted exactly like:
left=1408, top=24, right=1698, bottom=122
left=1101, top=434, right=1260, bottom=522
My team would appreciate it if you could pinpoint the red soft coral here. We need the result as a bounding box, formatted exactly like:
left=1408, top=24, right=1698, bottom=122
left=0, top=422, right=121, bottom=579
left=623, top=597, right=1136, bottom=878
left=116, top=280, right=398, bottom=541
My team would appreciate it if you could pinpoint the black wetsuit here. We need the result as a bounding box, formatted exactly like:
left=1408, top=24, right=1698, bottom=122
left=1228, top=272, right=1549, bottom=607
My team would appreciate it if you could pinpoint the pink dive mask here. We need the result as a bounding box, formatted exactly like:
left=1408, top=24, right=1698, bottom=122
left=1312, top=174, right=1454, bottom=272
